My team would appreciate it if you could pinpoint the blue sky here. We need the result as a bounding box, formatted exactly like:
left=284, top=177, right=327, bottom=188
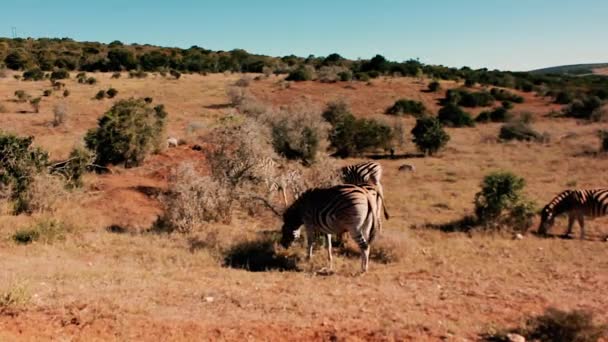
left=1, top=0, right=607, bottom=71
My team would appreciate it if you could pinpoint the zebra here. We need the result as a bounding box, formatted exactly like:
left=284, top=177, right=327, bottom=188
left=279, top=184, right=379, bottom=273
left=340, top=161, right=389, bottom=220
left=538, top=189, right=608, bottom=240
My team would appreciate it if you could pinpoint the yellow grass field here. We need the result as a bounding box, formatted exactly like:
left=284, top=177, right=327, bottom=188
left=1, top=71, right=607, bottom=341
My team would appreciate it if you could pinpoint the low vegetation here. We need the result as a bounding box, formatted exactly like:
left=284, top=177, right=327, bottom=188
left=476, top=106, right=512, bottom=123
left=499, top=120, right=545, bottom=142
left=411, top=116, right=450, bottom=155
left=438, top=103, right=475, bottom=127
left=84, top=98, right=167, bottom=167
left=385, top=98, right=426, bottom=117
left=444, top=89, right=495, bottom=108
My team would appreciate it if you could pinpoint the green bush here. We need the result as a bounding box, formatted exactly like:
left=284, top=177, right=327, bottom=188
left=169, top=69, right=181, bottom=79
left=445, top=89, right=494, bottom=107
left=386, top=99, right=427, bottom=117
left=428, top=80, right=441, bottom=92
left=499, top=121, right=544, bottom=142
left=523, top=308, right=607, bottom=342
left=42, top=89, right=52, bottom=97
left=476, top=107, right=512, bottom=123
left=490, top=88, right=524, bottom=103
left=12, top=219, right=69, bottom=245
left=111, top=72, right=121, bottom=79
left=84, top=98, right=167, bottom=167
left=563, top=96, right=603, bottom=120
left=86, top=77, right=97, bottom=85
left=354, top=72, right=370, bottom=82
left=411, top=116, right=450, bottom=155
left=94, top=90, right=106, bottom=100
left=554, top=91, right=574, bottom=104
left=324, top=101, right=393, bottom=157
left=50, top=69, right=69, bottom=80
left=22, top=68, right=44, bottom=81
left=29, top=97, right=41, bottom=113
left=0, top=133, right=49, bottom=213
left=129, top=69, right=148, bottom=78
left=338, top=70, right=352, bottom=81
left=63, top=89, right=70, bottom=97
left=4, top=50, right=29, bottom=70
left=438, top=103, right=475, bottom=127
left=285, top=67, right=313, bottom=81
left=474, top=171, right=535, bottom=230
left=14, top=90, right=30, bottom=103
left=49, top=147, right=93, bottom=188
left=106, top=87, right=118, bottom=98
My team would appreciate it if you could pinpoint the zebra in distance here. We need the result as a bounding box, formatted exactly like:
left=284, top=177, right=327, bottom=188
left=538, top=189, right=608, bottom=239
left=340, top=161, right=389, bottom=220
left=280, top=184, right=380, bottom=273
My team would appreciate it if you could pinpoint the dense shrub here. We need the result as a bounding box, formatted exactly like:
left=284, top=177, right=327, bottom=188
left=285, top=66, right=313, bottom=81
left=14, top=90, right=30, bottom=103
left=428, top=80, right=441, bottom=92
left=438, top=103, right=475, bottom=127
left=49, top=147, right=93, bottom=188
left=29, top=97, right=41, bottom=113
left=474, top=171, right=535, bottom=230
left=22, top=68, right=44, bottom=81
left=499, top=121, right=544, bottom=142
left=111, top=72, right=121, bottom=79
left=62, top=89, right=70, bottom=97
left=599, top=130, right=608, bottom=153
left=86, top=77, right=97, bottom=85
left=106, top=87, right=118, bottom=98
left=0, top=133, right=49, bottom=213
left=523, top=308, right=607, bottom=342
left=42, top=89, right=52, bottom=97
left=338, top=70, right=352, bottom=81
left=129, top=69, right=148, bottom=78
left=411, top=116, right=450, bottom=155
left=445, top=89, right=495, bottom=107
left=12, top=219, right=70, bottom=245
left=50, top=69, right=69, bottom=80
left=476, top=107, right=512, bottom=123
left=323, top=101, right=393, bottom=157
left=563, top=96, right=603, bottom=120
left=386, top=99, right=426, bottom=117
left=94, top=90, right=106, bottom=100
left=490, top=88, right=524, bottom=103
left=354, top=72, right=370, bottom=82
left=554, top=91, right=574, bottom=104
left=4, top=50, right=29, bottom=70
left=169, top=69, right=181, bottom=79
left=84, top=98, right=167, bottom=167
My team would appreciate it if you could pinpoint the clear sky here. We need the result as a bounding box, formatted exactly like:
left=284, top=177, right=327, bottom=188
left=2, top=0, right=607, bottom=71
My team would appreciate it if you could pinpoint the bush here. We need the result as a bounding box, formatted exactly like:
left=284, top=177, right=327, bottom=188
left=84, top=98, right=167, bottom=167
left=106, top=87, right=118, bottom=98
left=445, top=89, right=495, bottom=107
left=386, top=99, right=427, bottom=117
left=49, top=147, right=93, bottom=188
left=50, top=69, right=69, bottom=80
left=563, top=96, right=603, bottom=120
left=285, top=67, right=313, bottom=81
left=18, top=173, right=67, bottom=214
left=499, top=121, right=544, bottom=142
left=42, top=89, right=52, bottom=97
left=474, top=171, right=535, bottom=230
left=554, top=91, right=574, bottom=104
left=14, top=90, right=30, bottom=103
left=411, top=116, right=450, bottom=155
left=86, top=77, right=97, bottom=85
left=438, top=103, right=475, bottom=127
left=111, top=72, right=121, bottom=79
left=523, top=308, right=607, bottom=342
left=94, top=90, right=106, bottom=100
left=338, top=70, right=352, bottom=81
left=169, top=69, right=181, bottom=79
left=490, top=88, right=524, bottom=103
left=12, top=219, right=70, bottom=245
left=62, top=89, right=70, bottom=97
left=599, top=130, right=608, bottom=152
left=29, top=97, right=41, bottom=113
left=22, top=68, right=44, bottom=81
left=323, top=101, right=393, bottom=157
left=476, top=107, right=512, bottom=123
left=161, top=163, right=232, bottom=232
left=0, top=133, right=49, bottom=214
left=269, top=103, right=328, bottom=165
left=234, top=76, right=252, bottom=87
left=428, top=80, right=441, bottom=92
left=129, top=69, right=148, bottom=78
left=52, top=103, right=68, bottom=127
left=0, top=103, right=6, bottom=113
left=354, top=72, right=370, bottom=82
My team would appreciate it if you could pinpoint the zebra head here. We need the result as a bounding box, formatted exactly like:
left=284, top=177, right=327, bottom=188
left=538, top=205, right=555, bottom=235
left=280, top=205, right=302, bottom=248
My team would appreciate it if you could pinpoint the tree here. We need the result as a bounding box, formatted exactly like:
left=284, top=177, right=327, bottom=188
left=411, top=116, right=450, bottom=155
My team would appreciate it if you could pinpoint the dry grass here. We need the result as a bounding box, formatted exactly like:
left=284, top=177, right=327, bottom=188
left=0, top=72, right=607, bottom=340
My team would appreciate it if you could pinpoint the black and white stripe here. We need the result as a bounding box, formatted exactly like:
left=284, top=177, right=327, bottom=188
left=539, top=189, right=608, bottom=239
left=341, top=161, right=389, bottom=220
left=280, top=184, right=379, bottom=273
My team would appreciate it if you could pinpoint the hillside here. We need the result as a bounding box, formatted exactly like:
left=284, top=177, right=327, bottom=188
left=530, top=63, right=608, bottom=75
left=1, top=69, right=608, bottom=340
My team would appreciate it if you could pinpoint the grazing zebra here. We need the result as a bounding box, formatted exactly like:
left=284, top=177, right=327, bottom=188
left=280, top=184, right=379, bottom=273
left=341, top=161, right=389, bottom=220
left=538, top=189, right=608, bottom=239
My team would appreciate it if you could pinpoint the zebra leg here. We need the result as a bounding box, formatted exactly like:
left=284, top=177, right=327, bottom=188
left=326, top=234, right=333, bottom=270
left=564, top=214, right=575, bottom=237
left=577, top=215, right=585, bottom=240
left=350, top=231, right=370, bottom=273
left=306, top=227, right=315, bottom=260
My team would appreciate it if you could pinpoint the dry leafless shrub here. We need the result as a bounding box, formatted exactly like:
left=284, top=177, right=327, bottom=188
left=317, top=66, right=349, bottom=83
left=20, top=173, right=69, bottom=214
left=234, top=75, right=252, bottom=87
left=0, top=282, right=30, bottom=313
left=0, top=103, right=7, bottom=113
left=161, top=163, right=233, bottom=233
left=52, top=103, right=68, bottom=127
left=226, top=86, right=250, bottom=107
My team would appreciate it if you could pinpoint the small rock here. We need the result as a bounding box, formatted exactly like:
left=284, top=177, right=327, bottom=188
left=204, top=296, right=214, bottom=303
left=514, top=233, right=524, bottom=240
left=506, top=333, right=526, bottom=342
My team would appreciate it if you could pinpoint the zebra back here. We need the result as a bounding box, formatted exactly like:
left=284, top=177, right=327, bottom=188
left=341, top=161, right=382, bottom=186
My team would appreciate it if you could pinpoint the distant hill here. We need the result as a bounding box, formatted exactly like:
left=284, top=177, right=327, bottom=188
left=530, top=63, right=608, bottom=75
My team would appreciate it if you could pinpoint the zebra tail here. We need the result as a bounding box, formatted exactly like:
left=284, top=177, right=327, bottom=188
left=368, top=193, right=380, bottom=245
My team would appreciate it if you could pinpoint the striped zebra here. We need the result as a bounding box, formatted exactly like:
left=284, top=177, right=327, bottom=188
left=538, top=189, right=608, bottom=239
left=341, top=161, right=389, bottom=220
left=280, top=184, right=379, bottom=273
